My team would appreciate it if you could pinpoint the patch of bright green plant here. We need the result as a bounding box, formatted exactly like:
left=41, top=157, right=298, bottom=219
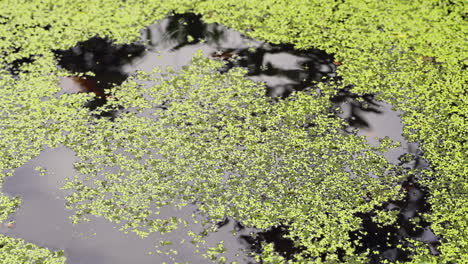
left=0, top=235, right=66, bottom=264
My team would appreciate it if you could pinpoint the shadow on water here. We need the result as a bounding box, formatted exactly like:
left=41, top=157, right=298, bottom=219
left=331, top=86, right=382, bottom=130
left=54, top=37, right=146, bottom=118
left=4, top=12, right=441, bottom=263
left=350, top=177, right=440, bottom=263
left=239, top=224, right=308, bottom=263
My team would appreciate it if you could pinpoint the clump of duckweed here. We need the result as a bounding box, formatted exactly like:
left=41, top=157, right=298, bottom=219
left=0, top=235, right=66, bottom=264
left=62, top=52, right=405, bottom=262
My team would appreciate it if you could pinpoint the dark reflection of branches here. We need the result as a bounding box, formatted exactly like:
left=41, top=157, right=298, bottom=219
left=56, top=37, right=145, bottom=74
left=214, top=43, right=335, bottom=98
left=147, top=12, right=225, bottom=50
left=146, top=13, right=337, bottom=98
left=168, top=13, right=225, bottom=50
left=350, top=173, right=440, bottom=263
left=330, top=85, right=383, bottom=130
left=54, top=37, right=146, bottom=118
left=239, top=224, right=309, bottom=263
left=152, top=13, right=384, bottom=133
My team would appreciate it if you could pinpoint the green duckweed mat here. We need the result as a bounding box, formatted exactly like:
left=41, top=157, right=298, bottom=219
left=0, top=1, right=466, bottom=263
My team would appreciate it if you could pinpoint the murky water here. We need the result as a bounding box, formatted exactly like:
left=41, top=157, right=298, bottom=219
left=2, top=12, right=439, bottom=263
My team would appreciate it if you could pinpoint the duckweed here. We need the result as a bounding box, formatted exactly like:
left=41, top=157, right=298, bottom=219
left=0, top=0, right=465, bottom=263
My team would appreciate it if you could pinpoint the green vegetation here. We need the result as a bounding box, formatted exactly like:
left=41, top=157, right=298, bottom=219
left=0, top=0, right=466, bottom=263
left=0, top=235, right=65, bottom=264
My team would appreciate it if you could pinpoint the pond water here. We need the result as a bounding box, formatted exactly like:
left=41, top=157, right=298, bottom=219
left=1, top=12, right=439, bottom=263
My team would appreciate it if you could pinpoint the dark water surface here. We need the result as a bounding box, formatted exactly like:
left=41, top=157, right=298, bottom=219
left=2, top=12, right=439, bottom=263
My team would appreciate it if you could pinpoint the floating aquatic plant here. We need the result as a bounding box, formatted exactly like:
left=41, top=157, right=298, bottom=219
left=0, top=0, right=465, bottom=263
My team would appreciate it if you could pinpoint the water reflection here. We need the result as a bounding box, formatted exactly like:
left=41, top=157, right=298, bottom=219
left=55, top=13, right=336, bottom=111
left=161, top=14, right=336, bottom=98
left=350, top=175, right=440, bottom=263
left=331, top=86, right=382, bottom=129
left=55, top=36, right=146, bottom=117
left=240, top=225, right=308, bottom=262
left=158, top=13, right=225, bottom=51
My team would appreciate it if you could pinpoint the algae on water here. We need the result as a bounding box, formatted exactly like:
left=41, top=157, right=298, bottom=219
left=0, top=0, right=466, bottom=263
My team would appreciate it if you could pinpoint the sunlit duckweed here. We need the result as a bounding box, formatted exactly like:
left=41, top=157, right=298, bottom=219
left=0, top=0, right=465, bottom=263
